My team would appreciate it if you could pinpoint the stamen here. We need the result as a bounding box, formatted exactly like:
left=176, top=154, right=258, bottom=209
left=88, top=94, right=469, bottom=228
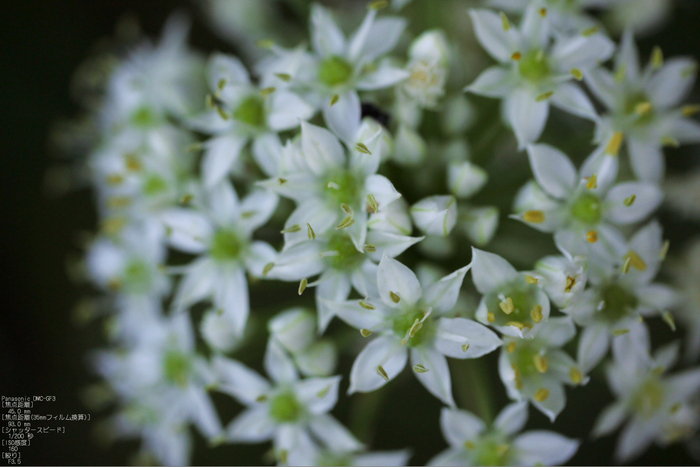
left=390, top=291, right=401, bottom=303
left=500, top=11, right=511, bottom=31
left=298, top=278, right=308, bottom=295
left=335, top=216, right=355, bottom=230
left=661, top=135, right=680, bottom=147
left=659, top=240, right=670, bottom=260
left=512, top=364, right=523, bottom=389
left=614, top=64, right=626, bottom=82
left=511, top=51, right=522, bottom=61
left=274, top=73, right=292, bottom=82
left=534, top=354, right=548, bottom=373
left=651, top=46, right=663, bottom=69
left=681, top=105, right=700, bottom=117
left=319, top=250, right=339, bottom=258
left=376, top=365, right=389, bottom=381
left=215, top=104, right=230, bottom=120
left=530, top=305, right=543, bottom=323
left=307, top=223, right=315, bottom=240
left=539, top=7, right=547, bottom=17
left=341, top=203, right=353, bottom=215
left=662, top=311, right=676, bottom=331
left=497, top=445, right=510, bottom=457
left=263, top=263, right=275, bottom=277
left=571, top=68, right=583, bottom=80
left=278, top=450, right=288, bottom=465
left=281, top=224, right=301, bottom=233
left=360, top=328, right=373, bottom=337
left=462, top=344, right=470, bottom=352
left=330, top=94, right=339, bottom=106
left=124, top=153, right=142, bottom=171
left=506, top=342, right=516, bottom=353
left=369, top=0, right=388, bottom=9
left=625, top=250, right=647, bottom=271
left=612, top=328, right=630, bottom=336
left=105, top=174, right=124, bottom=185
left=525, top=274, right=538, bottom=284
left=278, top=178, right=288, bottom=185
left=506, top=321, right=526, bottom=330
left=327, top=181, right=339, bottom=189
left=205, top=94, right=214, bottom=108
left=359, top=300, right=376, bottom=310
left=363, top=244, right=376, bottom=253
left=464, top=441, right=475, bottom=450
left=260, top=87, right=276, bottom=97
left=317, top=385, right=331, bottom=398
left=487, top=311, right=496, bottom=323
left=536, top=91, right=554, bottom=102
left=587, top=230, right=598, bottom=243
left=582, top=26, right=600, bottom=36
left=534, top=388, right=550, bottom=401
left=570, top=368, right=583, bottom=384
left=605, top=131, right=624, bottom=156
left=186, top=143, right=202, bottom=152
left=256, top=394, right=268, bottom=402
left=506, top=297, right=515, bottom=312
left=586, top=173, right=597, bottom=190
left=355, top=142, right=372, bottom=155
left=634, top=102, right=653, bottom=116
left=413, top=364, right=428, bottom=373
left=623, top=194, right=636, bottom=206
left=256, top=39, right=274, bottom=48
left=366, top=194, right=379, bottom=213
left=523, top=210, right=545, bottom=223
left=499, top=301, right=513, bottom=315
left=622, top=257, right=632, bottom=274
left=565, top=276, right=576, bottom=293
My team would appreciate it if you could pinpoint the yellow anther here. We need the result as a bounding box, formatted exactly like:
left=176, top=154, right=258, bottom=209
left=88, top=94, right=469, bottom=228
left=622, top=256, right=632, bottom=274
left=536, top=50, right=545, bottom=62
left=366, top=194, right=379, bottom=213
left=605, top=131, right=624, bottom=156
left=107, top=279, right=122, bottom=291
left=523, top=210, right=545, bottom=223
left=186, top=142, right=203, bottom=152
left=682, top=105, right=700, bottom=117
left=464, top=441, right=476, bottom=450
left=534, top=388, right=550, bottom=401
left=586, top=173, right=598, bottom=190
left=217, top=78, right=227, bottom=91
left=281, top=224, right=301, bottom=233
left=278, top=449, right=288, bottom=465
left=278, top=178, right=287, bottom=185
left=506, top=297, right=515, bottom=312
left=500, top=11, right=511, bottom=31
left=205, top=94, right=214, bottom=108
left=582, top=26, right=600, bottom=36
left=341, top=203, right=353, bottom=215
left=661, top=135, right=680, bottom=147
left=360, top=328, right=373, bottom=337
left=330, top=94, right=339, bottom=106
left=624, top=194, right=636, bottom=206
left=124, top=153, right=142, bottom=171
left=355, top=142, right=372, bottom=155
left=512, top=364, right=523, bottom=389
left=507, top=321, right=526, bottom=330
left=102, top=217, right=127, bottom=235
left=625, top=250, right=647, bottom=271
left=570, top=367, right=583, bottom=384
left=659, top=240, right=670, bottom=260
left=487, top=311, right=496, bottom=323
left=298, top=278, right=308, bottom=295
left=525, top=274, right=538, bottom=284
left=317, top=385, right=331, bottom=398
left=614, top=64, right=626, bottom=83
left=635, top=101, right=653, bottom=116
left=571, top=68, right=583, bottom=81
left=307, top=223, right=316, bottom=240
left=390, top=291, right=401, bottom=303
left=565, top=276, right=576, bottom=293
left=215, top=105, right=230, bottom=120
left=256, top=394, right=268, bottom=402
left=413, top=364, right=428, bottom=373
left=363, top=244, right=376, bottom=253
left=359, top=300, right=376, bottom=310
left=587, top=230, right=598, bottom=243
left=539, top=7, right=547, bottom=17
left=105, top=174, right=123, bottom=185
left=256, top=39, right=274, bottom=48
left=670, top=403, right=682, bottom=414
left=534, top=354, right=548, bottom=373
left=336, top=216, right=355, bottom=230
left=462, top=344, right=470, bottom=352
left=260, top=87, right=276, bottom=97
left=499, top=301, right=513, bottom=314
left=530, top=305, right=543, bottom=323
left=651, top=46, right=663, bottom=70
left=497, top=445, right=510, bottom=457
left=263, top=262, right=274, bottom=276
left=376, top=365, right=389, bottom=381
left=662, top=311, right=676, bottom=331
left=506, top=342, right=517, bottom=353
left=613, top=328, right=630, bottom=336
left=369, top=0, right=388, bottom=9
left=107, top=196, right=132, bottom=208
left=511, top=51, right=522, bottom=61
left=274, top=73, right=292, bottom=82
left=409, top=319, right=423, bottom=338
left=536, top=91, right=554, bottom=102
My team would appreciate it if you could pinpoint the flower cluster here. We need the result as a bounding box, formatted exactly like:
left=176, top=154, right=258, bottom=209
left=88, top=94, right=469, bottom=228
left=59, top=1, right=700, bottom=465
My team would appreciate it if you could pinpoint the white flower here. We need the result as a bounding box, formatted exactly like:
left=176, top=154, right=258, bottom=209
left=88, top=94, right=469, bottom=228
left=487, top=0, right=608, bottom=34
left=499, top=317, right=586, bottom=421
left=466, top=4, right=614, bottom=148
left=471, top=248, right=551, bottom=338
left=399, top=30, right=451, bottom=109
left=214, top=338, right=362, bottom=465
left=311, top=447, right=411, bottom=466
left=411, top=195, right=458, bottom=238
left=586, top=30, right=700, bottom=182
left=326, top=254, right=501, bottom=406
left=593, top=324, right=700, bottom=462
left=534, top=246, right=588, bottom=309
left=514, top=142, right=663, bottom=270
left=160, top=180, right=278, bottom=337
left=189, top=53, right=315, bottom=187
left=566, top=221, right=682, bottom=372
left=429, top=401, right=579, bottom=466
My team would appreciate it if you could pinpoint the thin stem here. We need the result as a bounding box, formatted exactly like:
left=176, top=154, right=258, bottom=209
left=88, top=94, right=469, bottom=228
left=450, top=357, right=495, bottom=425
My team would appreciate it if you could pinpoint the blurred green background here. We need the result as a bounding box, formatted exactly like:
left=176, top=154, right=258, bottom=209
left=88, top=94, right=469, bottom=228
left=1, top=0, right=699, bottom=465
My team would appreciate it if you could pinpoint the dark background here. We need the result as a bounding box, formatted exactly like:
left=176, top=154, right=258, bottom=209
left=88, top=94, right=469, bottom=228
left=1, top=0, right=699, bottom=465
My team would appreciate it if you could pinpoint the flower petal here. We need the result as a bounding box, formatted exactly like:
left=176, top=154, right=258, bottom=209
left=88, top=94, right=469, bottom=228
left=160, top=208, right=213, bottom=254
left=604, top=182, right=663, bottom=225
left=411, top=347, right=455, bottom=407
left=267, top=91, right=315, bottom=132
left=526, top=143, right=578, bottom=199
left=550, top=82, right=598, bottom=121
left=626, top=136, right=664, bottom=183
left=435, top=317, right=502, bottom=359
left=226, top=406, right=276, bottom=442
left=213, top=356, right=270, bottom=405
left=440, top=408, right=485, bottom=447
left=295, top=375, right=341, bottom=414
left=504, top=88, right=550, bottom=150
left=202, top=135, right=247, bottom=188
left=493, top=401, right=528, bottom=436
left=348, top=335, right=408, bottom=393
left=577, top=323, right=610, bottom=373
left=646, top=57, right=697, bottom=110
left=470, top=247, right=518, bottom=294
left=238, top=189, right=279, bottom=234
left=308, top=413, right=364, bottom=452
left=323, top=91, right=361, bottom=145
left=301, top=121, right=345, bottom=176
left=592, top=401, right=627, bottom=437
left=377, top=254, right=422, bottom=307
left=513, top=430, right=580, bottom=466
left=264, top=338, right=298, bottom=384
left=468, top=9, right=521, bottom=63
left=214, top=265, right=249, bottom=336
left=465, top=66, right=514, bottom=98
left=424, top=265, right=472, bottom=313
left=356, top=62, right=410, bottom=90
left=310, top=4, right=346, bottom=57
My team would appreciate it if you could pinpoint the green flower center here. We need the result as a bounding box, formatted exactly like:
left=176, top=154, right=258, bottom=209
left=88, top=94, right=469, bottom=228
left=600, top=283, right=638, bottom=322
left=486, top=281, right=541, bottom=329
left=623, top=91, right=655, bottom=125
left=123, top=260, right=152, bottom=293
left=317, top=453, right=352, bottom=466
left=269, top=392, right=302, bottom=422
left=325, top=170, right=361, bottom=206
left=570, top=192, right=602, bottom=225
left=392, top=309, right=435, bottom=347
left=210, top=229, right=244, bottom=261
left=631, top=378, right=664, bottom=418
left=325, top=233, right=364, bottom=271
left=143, top=174, right=168, bottom=195
left=163, top=351, right=191, bottom=387
left=518, top=50, right=551, bottom=82
left=233, top=95, right=265, bottom=128
left=319, top=56, right=354, bottom=87
left=511, top=342, right=545, bottom=378
left=131, top=106, right=157, bottom=127
left=471, top=435, right=513, bottom=467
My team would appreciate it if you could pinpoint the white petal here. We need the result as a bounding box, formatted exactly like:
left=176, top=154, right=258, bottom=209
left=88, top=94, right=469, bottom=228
left=172, top=258, right=216, bottom=312
left=551, top=33, right=615, bottom=71
left=521, top=3, right=549, bottom=49
left=604, top=182, right=663, bottom=225
left=368, top=197, right=413, bottom=235
left=652, top=342, right=680, bottom=372
left=350, top=259, right=380, bottom=299
left=637, top=284, right=682, bottom=313
left=226, top=406, right=275, bottom=442
left=616, top=29, right=640, bottom=82
left=244, top=241, right=277, bottom=278
left=267, top=240, right=326, bottom=281
left=427, top=449, right=468, bottom=467
left=411, top=347, right=455, bottom=407
left=208, top=180, right=240, bottom=227
left=577, top=323, right=610, bottom=373
left=377, top=254, right=422, bottom=307
left=356, top=63, right=410, bottom=90
left=670, top=117, right=700, bottom=143
left=504, top=88, right=550, bottom=150
left=530, top=316, right=576, bottom=348
left=323, top=91, right=361, bottom=145
left=310, top=4, right=346, bottom=57
left=440, top=408, right=485, bottom=447
left=207, top=53, right=250, bottom=91
left=213, top=356, right=270, bottom=405
left=592, top=401, right=627, bottom=437
left=646, top=57, right=697, bottom=110
left=267, top=91, right=315, bottom=132
left=580, top=145, right=619, bottom=194
left=322, top=298, right=385, bottom=330
left=301, top=121, right=345, bottom=176
left=257, top=172, right=321, bottom=203
left=200, top=309, right=241, bottom=353
left=347, top=8, right=377, bottom=63
left=530, top=380, right=566, bottom=422
left=460, top=206, right=500, bottom=247
left=468, top=9, right=521, bottom=63
left=295, top=340, right=337, bottom=377
left=614, top=417, right=656, bottom=462
left=584, top=67, right=617, bottom=108
left=351, top=16, right=406, bottom=63
left=627, top=136, right=664, bottom=183
left=526, top=143, right=577, bottom=199
left=308, top=413, right=364, bottom=452
left=366, top=230, right=423, bottom=262
left=365, top=174, right=402, bottom=212
left=513, top=431, right=580, bottom=466
left=295, top=375, right=341, bottom=414
left=423, top=265, right=472, bottom=313
left=348, top=335, right=408, bottom=393
left=410, top=195, right=458, bottom=237
left=666, top=368, right=700, bottom=401
left=354, top=450, right=412, bottom=466
left=470, top=247, right=518, bottom=294
left=268, top=308, right=316, bottom=354
left=160, top=208, right=213, bottom=254
left=214, top=265, right=249, bottom=336
left=434, top=317, right=502, bottom=359
left=447, top=160, right=488, bottom=199
left=239, top=189, right=278, bottom=234
left=465, top=66, right=513, bottom=97
left=283, top=199, right=337, bottom=249
left=550, top=82, right=598, bottom=121
left=252, top=133, right=283, bottom=177
left=493, top=401, right=528, bottom=436
left=316, top=271, right=353, bottom=332
left=264, top=338, right=298, bottom=384
left=202, top=135, right=247, bottom=188
left=347, top=210, right=369, bottom=253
